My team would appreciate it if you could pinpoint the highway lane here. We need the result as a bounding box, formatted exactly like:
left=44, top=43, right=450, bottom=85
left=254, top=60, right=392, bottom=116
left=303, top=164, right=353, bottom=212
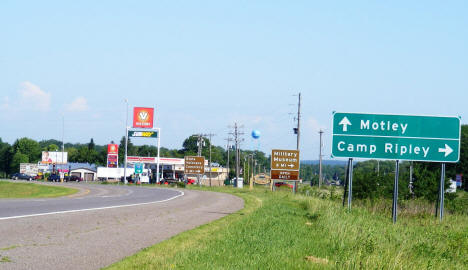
left=0, top=182, right=183, bottom=220
left=0, top=182, right=244, bottom=270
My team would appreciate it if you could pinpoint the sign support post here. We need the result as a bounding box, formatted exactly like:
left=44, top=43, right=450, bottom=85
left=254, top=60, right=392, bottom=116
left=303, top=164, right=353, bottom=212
left=347, top=158, right=353, bottom=211
left=392, top=160, right=400, bottom=224
left=343, top=158, right=350, bottom=207
left=439, top=163, right=446, bottom=221
left=157, top=128, right=161, bottom=184
left=124, top=126, right=129, bottom=184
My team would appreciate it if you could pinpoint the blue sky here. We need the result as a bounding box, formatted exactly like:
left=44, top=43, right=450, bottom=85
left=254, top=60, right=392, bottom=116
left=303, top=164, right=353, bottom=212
left=1, top=1, right=467, bottom=159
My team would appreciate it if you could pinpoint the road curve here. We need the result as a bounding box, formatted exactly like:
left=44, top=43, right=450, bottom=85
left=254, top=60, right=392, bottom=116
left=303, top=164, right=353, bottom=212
left=0, top=182, right=244, bottom=270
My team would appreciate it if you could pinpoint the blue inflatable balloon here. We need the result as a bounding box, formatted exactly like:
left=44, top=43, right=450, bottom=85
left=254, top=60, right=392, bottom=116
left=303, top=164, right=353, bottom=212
left=251, top=130, right=261, bottom=139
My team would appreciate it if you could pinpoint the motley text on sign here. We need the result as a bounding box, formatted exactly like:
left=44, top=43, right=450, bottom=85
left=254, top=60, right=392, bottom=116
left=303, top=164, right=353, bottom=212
left=332, top=112, right=460, bottom=162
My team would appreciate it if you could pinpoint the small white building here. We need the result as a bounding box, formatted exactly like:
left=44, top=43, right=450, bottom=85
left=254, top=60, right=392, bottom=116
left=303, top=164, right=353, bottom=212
left=70, top=167, right=97, bottom=181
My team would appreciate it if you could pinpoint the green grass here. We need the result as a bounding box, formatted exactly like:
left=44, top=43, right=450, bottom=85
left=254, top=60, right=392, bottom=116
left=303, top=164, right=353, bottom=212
left=105, top=186, right=468, bottom=269
left=0, top=256, right=11, bottom=263
left=0, top=181, right=78, bottom=198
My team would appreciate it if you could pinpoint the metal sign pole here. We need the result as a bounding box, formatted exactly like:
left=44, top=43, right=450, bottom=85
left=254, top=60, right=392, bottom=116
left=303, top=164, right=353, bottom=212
left=439, top=163, right=446, bottom=221
left=347, top=158, right=353, bottom=211
left=435, top=180, right=440, bottom=218
left=124, top=126, right=129, bottom=184
left=342, top=158, right=350, bottom=207
left=392, top=160, right=400, bottom=224
left=156, top=128, right=161, bottom=184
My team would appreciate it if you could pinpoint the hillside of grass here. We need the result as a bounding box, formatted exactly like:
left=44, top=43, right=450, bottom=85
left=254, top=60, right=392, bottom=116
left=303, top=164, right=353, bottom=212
left=0, top=181, right=78, bottom=198
left=106, top=186, right=468, bottom=269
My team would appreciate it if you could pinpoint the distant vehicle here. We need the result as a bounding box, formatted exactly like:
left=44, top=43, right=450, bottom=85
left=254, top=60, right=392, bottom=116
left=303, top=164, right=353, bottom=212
left=275, top=182, right=293, bottom=188
left=11, top=173, right=33, bottom=181
left=48, top=174, right=61, bottom=182
left=34, top=175, right=43, bottom=180
left=64, top=175, right=82, bottom=182
left=97, top=167, right=135, bottom=181
left=160, top=178, right=181, bottom=185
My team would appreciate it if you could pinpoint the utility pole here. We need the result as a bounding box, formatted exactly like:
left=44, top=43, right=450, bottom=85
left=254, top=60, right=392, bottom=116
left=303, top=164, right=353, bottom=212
left=62, top=115, right=64, bottom=165
left=249, top=154, right=254, bottom=190
left=123, top=99, right=129, bottom=184
left=225, top=137, right=233, bottom=182
left=61, top=115, right=65, bottom=181
left=319, top=130, right=324, bottom=187
left=193, top=134, right=206, bottom=186
left=296, top=92, right=301, bottom=150
left=295, top=92, right=301, bottom=192
left=196, top=135, right=204, bottom=157
left=207, top=133, right=216, bottom=187
left=229, top=123, right=244, bottom=188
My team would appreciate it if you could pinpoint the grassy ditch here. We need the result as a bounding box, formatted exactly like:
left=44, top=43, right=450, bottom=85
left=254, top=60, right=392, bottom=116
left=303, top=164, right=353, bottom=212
left=0, top=180, right=78, bottom=198
left=106, top=186, right=468, bottom=269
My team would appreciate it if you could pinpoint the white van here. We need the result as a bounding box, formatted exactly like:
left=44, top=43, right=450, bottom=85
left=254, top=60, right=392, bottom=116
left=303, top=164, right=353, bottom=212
left=138, top=170, right=150, bottom=183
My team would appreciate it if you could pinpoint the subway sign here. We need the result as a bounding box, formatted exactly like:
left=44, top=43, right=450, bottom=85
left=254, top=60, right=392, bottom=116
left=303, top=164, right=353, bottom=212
left=332, top=112, right=461, bottom=162
left=128, top=130, right=158, bottom=138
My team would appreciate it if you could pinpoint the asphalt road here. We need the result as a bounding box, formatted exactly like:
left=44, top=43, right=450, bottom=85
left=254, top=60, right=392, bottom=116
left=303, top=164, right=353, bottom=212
left=0, top=182, right=244, bottom=270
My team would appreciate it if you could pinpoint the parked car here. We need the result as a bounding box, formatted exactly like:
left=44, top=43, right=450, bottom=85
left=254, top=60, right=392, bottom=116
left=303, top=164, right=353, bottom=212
left=275, top=182, right=293, bottom=188
left=11, top=173, right=33, bottom=181
left=34, top=175, right=43, bottom=180
left=64, top=175, right=82, bottom=182
left=160, top=178, right=179, bottom=185
left=48, top=174, right=61, bottom=182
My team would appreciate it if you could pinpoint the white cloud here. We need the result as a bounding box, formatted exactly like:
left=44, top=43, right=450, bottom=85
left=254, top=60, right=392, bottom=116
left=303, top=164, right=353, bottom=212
left=19, top=81, right=51, bottom=111
left=0, top=96, right=10, bottom=110
left=305, top=117, right=327, bottom=133
left=66, top=97, right=89, bottom=112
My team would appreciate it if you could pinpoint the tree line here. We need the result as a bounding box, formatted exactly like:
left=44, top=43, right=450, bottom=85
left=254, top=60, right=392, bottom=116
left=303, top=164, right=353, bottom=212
left=0, top=135, right=270, bottom=179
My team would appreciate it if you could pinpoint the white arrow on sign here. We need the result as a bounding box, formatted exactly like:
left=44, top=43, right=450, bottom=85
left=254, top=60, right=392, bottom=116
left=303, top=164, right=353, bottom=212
left=288, top=164, right=294, bottom=168
left=339, top=117, right=352, bottom=132
left=438, top=144, right=453, bottom=157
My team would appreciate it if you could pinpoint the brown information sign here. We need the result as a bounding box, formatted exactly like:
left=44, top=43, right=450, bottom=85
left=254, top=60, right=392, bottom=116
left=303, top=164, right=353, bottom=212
left=271, top=149, right=300, bottom=170
left=184, top=156, right=205, bottom=174
left=271, top=170, right=299, bottom=180
left=271, top=149, right=300, bottom=181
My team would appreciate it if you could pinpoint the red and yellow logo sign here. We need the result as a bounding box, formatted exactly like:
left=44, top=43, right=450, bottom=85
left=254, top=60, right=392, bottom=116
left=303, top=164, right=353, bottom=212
left=133, top=107, right=154, bottom=128
left=108, top=144, right=119, bottom=154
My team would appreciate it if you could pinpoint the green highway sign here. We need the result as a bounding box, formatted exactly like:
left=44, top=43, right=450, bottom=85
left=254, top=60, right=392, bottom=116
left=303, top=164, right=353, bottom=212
left=128, top=130, right=158, bottom=138
left=332, top=112, right=461, bottom=162
left=135, top=163, right=144, bottom=174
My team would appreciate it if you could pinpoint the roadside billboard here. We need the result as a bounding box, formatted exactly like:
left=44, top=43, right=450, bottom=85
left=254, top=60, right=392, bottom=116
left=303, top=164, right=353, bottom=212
left=42, top=151, right=68, bottom=164
left=20, top=163, right=38, bottom=176
left=133, top=107, right=154, bottom=129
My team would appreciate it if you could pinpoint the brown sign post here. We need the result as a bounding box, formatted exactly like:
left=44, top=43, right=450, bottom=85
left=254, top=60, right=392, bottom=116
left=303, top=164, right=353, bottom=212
left=271, top=149, right=300, bottom=190
left=184, top=156, right=205, bottom=175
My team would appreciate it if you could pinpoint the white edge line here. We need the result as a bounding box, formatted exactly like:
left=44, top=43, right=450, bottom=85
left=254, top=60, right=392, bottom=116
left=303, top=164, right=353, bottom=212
left=0, top=191, right=184, bottom=221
